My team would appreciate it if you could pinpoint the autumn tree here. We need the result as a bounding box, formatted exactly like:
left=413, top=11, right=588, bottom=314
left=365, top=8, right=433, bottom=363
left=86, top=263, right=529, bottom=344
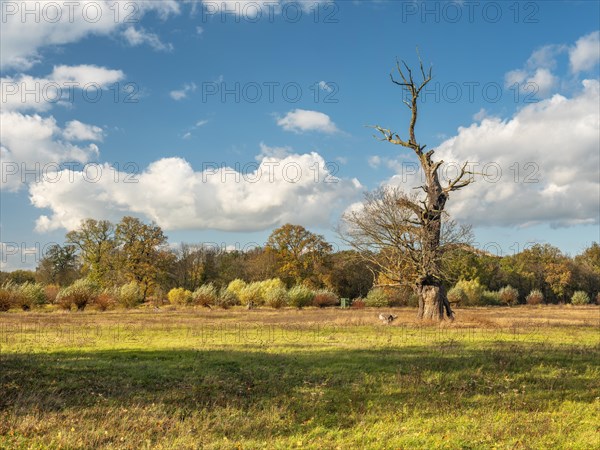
left=115, top=216, right=171, bottom=299
left=36, top=244, right=80, bottom=285
left=66, top=219, right=116, bottom=286
left=266, top=224, right=332, bottom=286
left=343, top=57, right=474, bottom=320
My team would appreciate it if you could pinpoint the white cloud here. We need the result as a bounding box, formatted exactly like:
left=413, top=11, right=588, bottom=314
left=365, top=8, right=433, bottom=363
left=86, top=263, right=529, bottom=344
left=199, top=0, right=329, bottom=17
left=29, top=149, right=362, bottom=232
left=170, top=83, right=197, bottom=100
left=1, top=65, right=124, bottom=113
left=63, top=120, right=104, bottom=141
left=387, top=79, right=599, bottom=228
left=0, top=1, right=180, bottom=70
left=122, top=26, right=173, bottom=52
left=569, top=31, right=600, bottom=73
left=196, top=119, right=209, bottom=127
left=277, top=109, right=339, bottom=134
left=1, top=112, right=100, bottom=192
left=368, top=155, right=381, bottom=168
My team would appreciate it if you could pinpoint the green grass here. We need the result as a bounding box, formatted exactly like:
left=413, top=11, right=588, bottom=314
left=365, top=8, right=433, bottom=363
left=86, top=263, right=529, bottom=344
left=1, top=307, right=599, bottom=449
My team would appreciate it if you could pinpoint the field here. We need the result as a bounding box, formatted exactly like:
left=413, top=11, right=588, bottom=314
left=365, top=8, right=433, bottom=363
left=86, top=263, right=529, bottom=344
left=1, top=306, right=599, bottom=449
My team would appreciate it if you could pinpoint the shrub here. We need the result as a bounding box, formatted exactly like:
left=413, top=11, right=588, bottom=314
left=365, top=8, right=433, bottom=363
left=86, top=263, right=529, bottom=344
left=481, top=290, right=501, bottom=306
left=94, top=292, right=117, bottom=311
left=216, top=288, right=239, bottom=309
left=226, top=279, right=246, bottom=297
left=238, top=282, right=264, bottom=307
left=264, top=287, right=289, bottom=309
left=56, top=279, right=100, bottom=311
left=351, top=298, right=366, bottom=309
left=447, top=286, right=467, bottom=305
left=526, top=289, right=544, bottom=305
left=19, top=282, right=47, bottom=307
left=168, top=287, right=193, bottom=305
left=192, top=284, right=218, bottom=307
left=288, top=285, right=314, bottom=309
left=312, top=289, right=339, bottom=308
left=571, top=290, right=590, bottom=305
left=258, top=278, right=286, bottom=300
left=0, top=288, right=11, bottom=312
left=365, top=288, right=389, bottom=307
left=499, top=285, right=519, bottom=306
left=44, top=284, right=60, bottom=304
left=120, top=282, right=145, bottom=308
left=453, top=279, right=485, bottom=306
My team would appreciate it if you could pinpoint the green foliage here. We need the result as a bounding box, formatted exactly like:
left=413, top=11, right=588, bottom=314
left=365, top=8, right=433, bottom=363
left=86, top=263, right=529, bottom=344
left=56, top=279, right=100, bottom=311
left=312, top=289, right=339, bottom=307
left=168, top=287, right=193, bottom=306
left=453, top=279, right=486, bottom=306
left=287, top=285, right=314, bottom=309
left=20, top=282, right=47, bottom=307
left=571, top=290, right=590, bottom=305
left=498, top=285, right=519, bottom=306
left=216, top=288, right=239, bottom=309
left=481, top=290, right=501, bottom=306
left=264, top=287, right=289, bottom=309
left=192, top=284, right=218, bottom=307
left=364, top=288, right=389, bottom=307
left=526, top=289, right=544, bottom=305
left=120, top=282, right=145, bottom=308
left=226, top=279, right=247, bottom=296
left=447, top=286, right=467, bottom=305
left=238, top=282, right=264, bottom=306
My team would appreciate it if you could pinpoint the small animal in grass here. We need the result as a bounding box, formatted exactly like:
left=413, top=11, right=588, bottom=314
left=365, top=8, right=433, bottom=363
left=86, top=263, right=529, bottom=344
left=378, top=313, right=397, bottom=324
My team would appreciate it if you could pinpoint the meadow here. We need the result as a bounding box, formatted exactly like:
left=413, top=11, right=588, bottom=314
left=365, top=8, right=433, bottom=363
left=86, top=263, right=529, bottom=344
left=1, top=306, right=598, bottom=449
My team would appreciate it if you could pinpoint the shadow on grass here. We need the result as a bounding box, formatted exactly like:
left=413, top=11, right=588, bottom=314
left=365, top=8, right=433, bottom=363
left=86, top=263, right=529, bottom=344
left=1, top=343, right=598, bottom=433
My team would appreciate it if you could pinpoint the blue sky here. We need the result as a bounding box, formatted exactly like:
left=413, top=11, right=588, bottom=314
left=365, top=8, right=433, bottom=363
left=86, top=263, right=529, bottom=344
left=1, top=0, right=599, bottom=270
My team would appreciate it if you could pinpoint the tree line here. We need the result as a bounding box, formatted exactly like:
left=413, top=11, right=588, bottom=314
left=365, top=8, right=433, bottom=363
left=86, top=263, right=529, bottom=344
left=0, top=216, right=598, bottom=310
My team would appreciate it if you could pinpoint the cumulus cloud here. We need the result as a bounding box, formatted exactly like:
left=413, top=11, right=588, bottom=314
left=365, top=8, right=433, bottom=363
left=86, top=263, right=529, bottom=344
left=28, top=148, right=362, bottom=232
left=569, top=31, right=600, bottom=73
left=0, top=0, right=180, bottom=70
left=1, top=112, right=100, bottom=192
left=277, top=109, right=339, bottom=134
left=387, top=79, right=599, bottom=228
left=1, top=65, right=124, bottom=112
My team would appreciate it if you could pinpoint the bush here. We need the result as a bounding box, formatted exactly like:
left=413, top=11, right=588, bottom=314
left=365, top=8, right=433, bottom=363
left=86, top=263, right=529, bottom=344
left=288, top=285, right=314, bottom=309
left=453, top=279, right=485, bottom=306
left=19, top=282, right=47, bottom=307
left=481, top=290, right=501, bottom=306
left=168, top=287, right=193, bottom=305
left=226, top=279, right=246, bottom=297
left=56, top=279, right=100, bottom=311
left=44, top=284, right=60, bottom=304
left=0, top=288, right=11, bottom=311
left=447, top=286, right=467, bottom=305
left=312, top=289, right=339, bottom=308
left=238, top=282, right=264, bottom=307
left=94, top=292, right=117, bottom=311
left=526, top=289, right=544, bottom=305
left=499, top=285, right=519, bottom=306
left=258, top=278, right=286, bottom=301
left=365, top=288, right=389, bottom=307
left=120, top=282, right=145, bottom=308
left=351, top=298, right=366, bottom=309
left=571, top=290, right=590, bottom=305
left=192, top=284, right=218, bottom=307
left=264, top=287, right=289, bottom=309
left=216, top=288, right=239, bottom=309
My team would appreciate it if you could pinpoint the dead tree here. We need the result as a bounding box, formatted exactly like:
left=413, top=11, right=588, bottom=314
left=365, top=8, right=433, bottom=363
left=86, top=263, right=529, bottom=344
left=349, top=57, right=473, bottom=321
